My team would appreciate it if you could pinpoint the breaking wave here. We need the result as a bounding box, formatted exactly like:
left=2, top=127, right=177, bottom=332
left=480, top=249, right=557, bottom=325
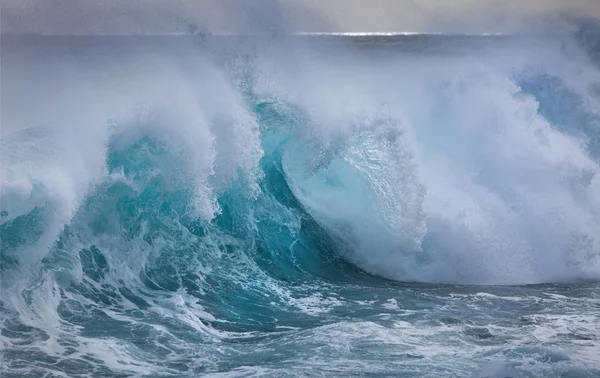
left=1, top=31, right=600, bottom=377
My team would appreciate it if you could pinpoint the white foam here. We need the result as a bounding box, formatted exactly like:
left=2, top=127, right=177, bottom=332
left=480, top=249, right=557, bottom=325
left=252, top=34, right=600, bottom=284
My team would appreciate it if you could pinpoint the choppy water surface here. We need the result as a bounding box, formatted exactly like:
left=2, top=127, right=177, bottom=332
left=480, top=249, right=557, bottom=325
left=1, top=33, right=600, bottom=377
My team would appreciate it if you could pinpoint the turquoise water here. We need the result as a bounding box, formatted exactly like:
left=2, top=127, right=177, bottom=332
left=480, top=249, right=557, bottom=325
left=1, top=33, right=600, bottom=377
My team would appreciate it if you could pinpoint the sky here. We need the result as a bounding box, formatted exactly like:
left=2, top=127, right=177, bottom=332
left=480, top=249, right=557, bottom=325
left=1, top=0, right=599, bottom=35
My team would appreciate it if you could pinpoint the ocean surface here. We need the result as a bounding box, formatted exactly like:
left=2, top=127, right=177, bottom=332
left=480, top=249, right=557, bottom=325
left=1, top=31, right=600, bottom=377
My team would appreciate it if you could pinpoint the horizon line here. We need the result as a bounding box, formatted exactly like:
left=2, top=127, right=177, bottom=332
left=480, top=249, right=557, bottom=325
left=1, top=31, right=573, bottom=37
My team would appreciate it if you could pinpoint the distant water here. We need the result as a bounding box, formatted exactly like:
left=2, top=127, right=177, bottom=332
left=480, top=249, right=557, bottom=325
left=1, top=32, right=600, bottom=377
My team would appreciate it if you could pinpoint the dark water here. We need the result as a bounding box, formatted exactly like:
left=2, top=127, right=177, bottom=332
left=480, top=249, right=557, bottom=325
left=1, top=33, right=600, bottom=377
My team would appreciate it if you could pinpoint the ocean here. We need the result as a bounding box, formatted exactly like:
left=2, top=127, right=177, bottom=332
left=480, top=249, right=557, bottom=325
left=1, top=31, right=600, bottom=377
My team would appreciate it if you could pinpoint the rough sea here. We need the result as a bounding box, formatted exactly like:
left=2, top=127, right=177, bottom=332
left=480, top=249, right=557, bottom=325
left=2, top=29, right=600, bottom=377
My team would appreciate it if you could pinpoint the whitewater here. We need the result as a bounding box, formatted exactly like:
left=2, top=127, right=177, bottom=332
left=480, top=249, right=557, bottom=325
left=2, top=27, right=600, bottom=377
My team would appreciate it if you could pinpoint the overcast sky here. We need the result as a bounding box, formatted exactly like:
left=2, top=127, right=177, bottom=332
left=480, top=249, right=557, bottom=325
left=2, top=0, right=599, bottom=35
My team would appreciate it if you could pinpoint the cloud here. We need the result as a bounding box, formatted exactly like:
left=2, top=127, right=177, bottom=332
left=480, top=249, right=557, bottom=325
left=1, top=0, right=599, bottom=35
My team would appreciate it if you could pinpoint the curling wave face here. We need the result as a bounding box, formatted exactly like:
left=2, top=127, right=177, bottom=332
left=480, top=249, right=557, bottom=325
left=1, top=33, right=600, bottom=377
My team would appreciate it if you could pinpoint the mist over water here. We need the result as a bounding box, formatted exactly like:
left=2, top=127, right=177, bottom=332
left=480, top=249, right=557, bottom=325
left=1, top=21, right=600, bottom=378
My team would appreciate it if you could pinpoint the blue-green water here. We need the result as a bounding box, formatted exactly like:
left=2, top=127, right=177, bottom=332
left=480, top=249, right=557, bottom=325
left=1, top=33, right=600, bottom=377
